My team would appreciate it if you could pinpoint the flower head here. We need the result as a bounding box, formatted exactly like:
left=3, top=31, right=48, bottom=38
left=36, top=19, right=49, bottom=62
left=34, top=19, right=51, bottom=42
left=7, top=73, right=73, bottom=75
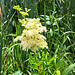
left=25, top=8, right=31, bottom=12
left=13, top=5, right=22, bottom=11
left=56, top=70, right=61, bottom=75
left=20, top=12, right=29, bottom=16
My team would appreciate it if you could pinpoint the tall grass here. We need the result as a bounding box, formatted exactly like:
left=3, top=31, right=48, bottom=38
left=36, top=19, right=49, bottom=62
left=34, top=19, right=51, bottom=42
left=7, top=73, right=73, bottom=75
left=0, top=0, right=75, bottom=75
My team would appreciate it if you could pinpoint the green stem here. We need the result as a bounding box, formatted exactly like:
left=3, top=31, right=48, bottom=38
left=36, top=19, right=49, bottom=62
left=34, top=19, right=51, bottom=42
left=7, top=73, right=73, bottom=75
left=0, top=25, right=2, bottom=74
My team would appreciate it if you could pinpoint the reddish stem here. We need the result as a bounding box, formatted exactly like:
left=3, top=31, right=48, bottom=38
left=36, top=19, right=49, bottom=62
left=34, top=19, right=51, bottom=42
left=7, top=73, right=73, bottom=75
left=0, top=7, right=2, bottom=24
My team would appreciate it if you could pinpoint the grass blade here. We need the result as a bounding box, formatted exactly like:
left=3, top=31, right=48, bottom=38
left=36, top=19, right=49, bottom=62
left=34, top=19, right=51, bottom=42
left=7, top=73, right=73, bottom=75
left=62, top=63, right=75, bottom=75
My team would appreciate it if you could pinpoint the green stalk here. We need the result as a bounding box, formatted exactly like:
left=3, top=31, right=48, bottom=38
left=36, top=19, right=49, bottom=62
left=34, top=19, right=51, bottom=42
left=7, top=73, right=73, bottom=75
left=44, top=0, right=46, bottom=37
left=0, top=28, right=2, bottom=74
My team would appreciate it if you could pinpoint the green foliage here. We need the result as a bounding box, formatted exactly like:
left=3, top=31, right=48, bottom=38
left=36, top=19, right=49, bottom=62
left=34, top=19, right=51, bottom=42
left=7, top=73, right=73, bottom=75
left=63, top=63, right=75, bottom=75
left=12, top=70, right=22, bottom=75
left=29, top=51, right=57, bottom=75
left=0, top=0, right=75, bottom=75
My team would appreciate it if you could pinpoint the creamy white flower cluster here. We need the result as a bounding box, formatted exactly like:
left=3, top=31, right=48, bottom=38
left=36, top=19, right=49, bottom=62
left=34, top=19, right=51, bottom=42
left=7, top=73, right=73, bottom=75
left=14, top=18, right=48, bottom=52
left=13, top=5, right=48, bottom=52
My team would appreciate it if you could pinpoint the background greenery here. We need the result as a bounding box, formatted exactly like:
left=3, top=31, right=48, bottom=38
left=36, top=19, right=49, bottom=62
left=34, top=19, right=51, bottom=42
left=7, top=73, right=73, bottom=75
left=0, top=0, right=75, bottom=75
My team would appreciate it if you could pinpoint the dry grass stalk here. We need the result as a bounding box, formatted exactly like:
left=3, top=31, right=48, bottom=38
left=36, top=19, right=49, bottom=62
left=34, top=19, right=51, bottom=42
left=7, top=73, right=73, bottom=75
left=0, top=7, right=2, bottom=24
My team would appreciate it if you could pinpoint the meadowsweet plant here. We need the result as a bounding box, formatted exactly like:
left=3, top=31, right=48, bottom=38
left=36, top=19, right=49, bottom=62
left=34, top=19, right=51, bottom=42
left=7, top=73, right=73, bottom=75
left=13, top=5, right=48, bottom=52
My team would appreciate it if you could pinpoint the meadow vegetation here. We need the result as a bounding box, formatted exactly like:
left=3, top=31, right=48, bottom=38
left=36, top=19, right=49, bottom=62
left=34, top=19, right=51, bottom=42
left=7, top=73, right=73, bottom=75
left=0, top=0, right=75, bottom=75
